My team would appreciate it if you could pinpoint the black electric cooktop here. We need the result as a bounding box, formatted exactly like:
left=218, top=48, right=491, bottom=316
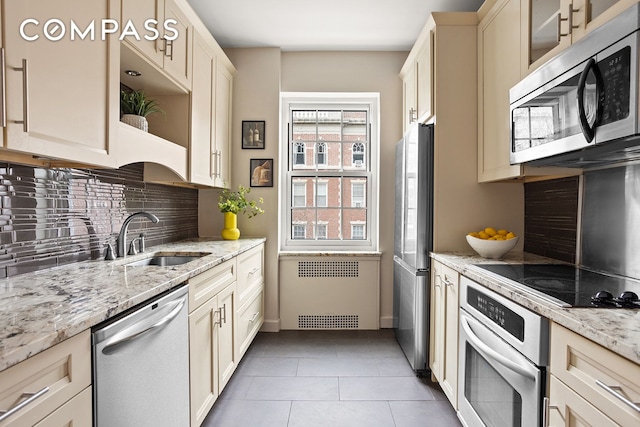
left=473, top=264, right=640, bottom=308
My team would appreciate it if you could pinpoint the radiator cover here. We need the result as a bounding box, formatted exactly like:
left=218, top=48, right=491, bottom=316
left=280, top=256, right=380, bottom=330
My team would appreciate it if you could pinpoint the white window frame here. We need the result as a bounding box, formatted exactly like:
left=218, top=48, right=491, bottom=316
left=292, top=181, right=306, bottom=207
left=280, top=92, right=380, bottom=251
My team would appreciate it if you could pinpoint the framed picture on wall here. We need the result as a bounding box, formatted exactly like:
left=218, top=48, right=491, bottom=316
left=242, top=121, right=265, bottom=149
left=250, top=159, right=273, bottom=187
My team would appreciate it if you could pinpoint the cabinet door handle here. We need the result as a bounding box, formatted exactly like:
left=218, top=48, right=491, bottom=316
left=0, top=48, right=6, bottom=128
left=443, top=276, right=454, bottom=287
left=248, top=267, right=260, bottom=276
left=211, top=151, right=217, bottom=178
left=216, top=150, right=222, bottom=178
left=221, top=303, right=227, bottom=325
left=214, top=307, right=222, bottom=326
left=249, top=312, right=260, bottom=323
left=596, top=380, right=640, bottom=413
left=434, top=274, right=442, bottom=288
left=14, top=59, right=29, bottom=132
left=0, top=387, right=49, bottom=422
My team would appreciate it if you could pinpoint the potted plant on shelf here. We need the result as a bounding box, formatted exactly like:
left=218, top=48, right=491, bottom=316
left=218, top=185, right=264, bottom=240
left=120, top=89, right=164, bottom=132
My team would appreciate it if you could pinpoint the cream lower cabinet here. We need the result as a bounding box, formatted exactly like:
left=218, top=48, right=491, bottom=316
left=235, top=243, right=265, bottom=358
left=547, top=322, right=640, bottom=427
left=2, top=0, right=118, bottom=168
left=0, top=330, right=92, bottom=427
left=429, top=260, right=459, bottom=408
left=188, top=259, right=237, bottom=427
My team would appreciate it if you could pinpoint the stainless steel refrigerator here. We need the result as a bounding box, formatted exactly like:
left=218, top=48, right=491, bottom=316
left=393, top=123, right=434, bottom=374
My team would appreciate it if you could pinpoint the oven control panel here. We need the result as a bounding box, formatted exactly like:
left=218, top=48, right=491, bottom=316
left=468, top=287, right=525, bottom=341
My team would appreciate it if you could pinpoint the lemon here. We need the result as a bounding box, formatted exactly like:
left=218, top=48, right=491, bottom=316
left=468, top=232, right=480, bottom=238
left=497, top=229, right=508, bottom=236
left=506, top=232, right=516, bottom=239
left=484, top=227, right=497, bottom=237
left=478, top=231, right=489, bottom=239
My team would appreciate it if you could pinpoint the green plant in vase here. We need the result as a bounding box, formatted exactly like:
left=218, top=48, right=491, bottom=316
left=120, top=89, right=164, bottom=132
left=218, top=185, right=264, bottom=240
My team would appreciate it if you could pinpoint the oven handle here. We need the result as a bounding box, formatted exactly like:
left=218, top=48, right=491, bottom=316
left=460, top=313, right=537, bottom=380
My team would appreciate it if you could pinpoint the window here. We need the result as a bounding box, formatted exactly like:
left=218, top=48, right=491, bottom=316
left=281, top=93, right=379, bottom=251
left=316, top=181, right=328, bottom=207
left=352, top=142, right=365, bottom=167
left=351, top=224, right=365, bottom=240
left=351, top=181, right=365, bottom=208
left=316, top=142, right=327, bottom=165
left=293, top=224, right=306, bottom=239
left=293, top=181, right=306, bottom=207
left=294, top=141, right=306, bottom=165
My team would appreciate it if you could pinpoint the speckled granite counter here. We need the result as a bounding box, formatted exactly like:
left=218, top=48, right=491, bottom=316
left=0, top=237, right=265, bottom=372
left=432, top=251, right=640, bottom=365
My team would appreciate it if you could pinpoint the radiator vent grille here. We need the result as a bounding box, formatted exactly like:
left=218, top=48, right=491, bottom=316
left=298, top=315, right=359, bottom=329
left=297, top=261, right=359, bottom=278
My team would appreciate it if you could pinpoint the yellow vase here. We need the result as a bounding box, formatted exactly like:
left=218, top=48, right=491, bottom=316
left=221, top=212, right=240, bottom=240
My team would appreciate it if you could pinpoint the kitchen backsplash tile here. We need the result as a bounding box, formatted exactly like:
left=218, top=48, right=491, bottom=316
left=0, top=163, right=198, bottom=278
left=524, top=176, right=579, bottom=264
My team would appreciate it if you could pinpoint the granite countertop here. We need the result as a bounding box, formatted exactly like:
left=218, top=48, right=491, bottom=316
left=0, top=237, right=266, bottom=373
left=432, top=251, right=640, bottom=365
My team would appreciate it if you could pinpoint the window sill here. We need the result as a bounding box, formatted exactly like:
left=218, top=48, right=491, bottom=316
left=278, top=251, right=382, bottom=258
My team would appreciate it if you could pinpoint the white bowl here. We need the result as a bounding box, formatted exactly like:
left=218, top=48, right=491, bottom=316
left=466, top=235, right=519, bottom=259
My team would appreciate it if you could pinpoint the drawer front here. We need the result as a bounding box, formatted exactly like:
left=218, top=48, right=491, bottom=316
left=550, top=323, right=640, bottom=426
left=236, top=288, right=264, bottom=359
left=189, top=258, right=236, bottom=312
left=548, top=375, right=618, bottom=427
left=236, top=244, right=264, bottom=304
left=34, top=386, right=92, bottom=427
left=0, top=330, right=91, bottom=427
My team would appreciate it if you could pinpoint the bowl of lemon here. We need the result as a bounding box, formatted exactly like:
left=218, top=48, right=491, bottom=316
left=466, top=227, right=518, bottom=259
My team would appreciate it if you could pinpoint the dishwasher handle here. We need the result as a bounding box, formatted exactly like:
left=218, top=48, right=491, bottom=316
left=101, top=298, right=186, bottom=355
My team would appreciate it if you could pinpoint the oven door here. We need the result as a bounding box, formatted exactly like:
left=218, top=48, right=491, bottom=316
left=458, top=309, right=543, bottom=427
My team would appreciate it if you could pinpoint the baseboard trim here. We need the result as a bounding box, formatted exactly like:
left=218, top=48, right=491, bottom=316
left=260, top=319, right=281, bottom=332
left=379, top=316, right=393, bottom=329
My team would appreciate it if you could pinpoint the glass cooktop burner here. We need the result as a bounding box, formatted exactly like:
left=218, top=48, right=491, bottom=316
left=472, top=264, right=640, bottom=308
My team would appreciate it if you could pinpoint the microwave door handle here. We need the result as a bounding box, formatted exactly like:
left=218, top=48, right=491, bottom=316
left=577, top=58, right=603, bottom=143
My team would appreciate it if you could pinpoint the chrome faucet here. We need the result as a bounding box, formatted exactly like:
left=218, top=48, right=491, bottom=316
left=116, top=212, right=159, bottom=258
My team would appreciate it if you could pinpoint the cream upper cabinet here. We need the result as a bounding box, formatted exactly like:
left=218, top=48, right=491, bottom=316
left=189, top=30, right=234, bottom=188
left=527, top=0, right=636, bottom=73
left=3, top=0, right=118, bottom=168
left=214, top=61, right=233, bottom=188
left=190, top=31, right=217, bottom=186
left=477, top=0, right=527, bottom=182
left=429, top=260, right=459, bottom=409
left=400, top=62, right=417, bottom=133
left=121, top=0, right=192, bottom=90
left=400, top=22, right=433, bottom=133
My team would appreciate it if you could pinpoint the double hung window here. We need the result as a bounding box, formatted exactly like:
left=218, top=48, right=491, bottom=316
left=281, top=93, right=379, bottom=251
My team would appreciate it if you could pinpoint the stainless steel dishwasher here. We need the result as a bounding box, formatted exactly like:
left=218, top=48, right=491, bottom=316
left=92, top=284, right=190, bottom=427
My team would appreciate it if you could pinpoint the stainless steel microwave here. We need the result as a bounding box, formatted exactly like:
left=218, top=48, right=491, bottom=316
left=509, top=3, right=640, bottom=168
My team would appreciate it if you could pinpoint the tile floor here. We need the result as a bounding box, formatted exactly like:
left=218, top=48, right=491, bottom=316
left=202, top=329, right=462, bottom=427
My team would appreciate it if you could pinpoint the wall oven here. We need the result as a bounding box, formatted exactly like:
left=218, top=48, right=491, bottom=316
left=458, top=276, right=549, bottom=427
left=509, top=3, right=640, bottom=167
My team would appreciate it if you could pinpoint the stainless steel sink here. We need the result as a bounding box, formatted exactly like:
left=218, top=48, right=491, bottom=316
left=125, top=253, right=209, bottom=267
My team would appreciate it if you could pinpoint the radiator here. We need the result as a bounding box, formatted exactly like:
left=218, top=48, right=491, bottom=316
left=279, top=256, right=380, bottom=330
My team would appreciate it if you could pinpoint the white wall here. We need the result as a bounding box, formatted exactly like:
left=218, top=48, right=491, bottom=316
left=200, top=49, right=406, bottom=330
